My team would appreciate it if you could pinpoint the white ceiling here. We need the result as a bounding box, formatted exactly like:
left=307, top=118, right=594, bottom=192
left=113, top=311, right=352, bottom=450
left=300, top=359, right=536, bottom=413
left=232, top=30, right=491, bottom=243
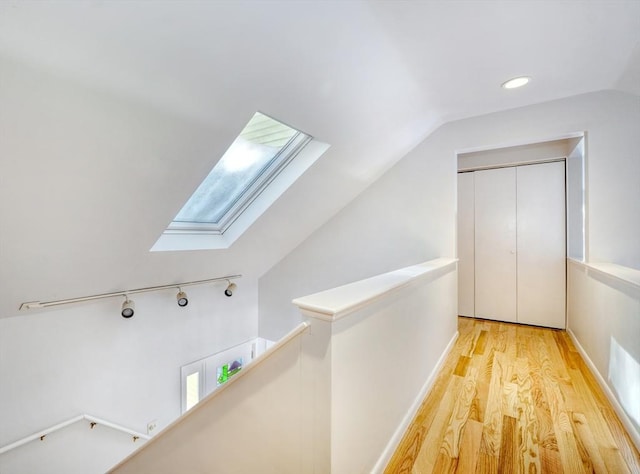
left=0, top=0, right=638, bottom=318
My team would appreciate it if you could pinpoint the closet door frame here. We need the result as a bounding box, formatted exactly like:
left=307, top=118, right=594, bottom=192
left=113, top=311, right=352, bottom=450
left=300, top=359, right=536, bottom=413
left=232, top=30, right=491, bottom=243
left=458, top=158, right=567, bottom=329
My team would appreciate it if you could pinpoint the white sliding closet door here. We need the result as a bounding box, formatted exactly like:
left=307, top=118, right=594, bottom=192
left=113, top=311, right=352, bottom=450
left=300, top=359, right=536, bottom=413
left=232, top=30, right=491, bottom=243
left=517, top=161, right=566, bottom=328
left=474, top=167, right=517, bottom=323
left=457, top=172, right=475, bottom=317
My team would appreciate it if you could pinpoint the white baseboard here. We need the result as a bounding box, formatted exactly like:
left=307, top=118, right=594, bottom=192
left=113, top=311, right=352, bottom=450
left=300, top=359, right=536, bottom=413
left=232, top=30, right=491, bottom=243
left=567, top=328, right=640, bottom=452
left=371, top=330, right=460, bottom=473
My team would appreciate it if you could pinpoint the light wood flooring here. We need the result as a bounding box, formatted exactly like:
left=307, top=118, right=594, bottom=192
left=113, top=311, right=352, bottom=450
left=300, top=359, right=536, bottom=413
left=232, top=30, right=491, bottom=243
left=385, top=317, right=640, bottom=473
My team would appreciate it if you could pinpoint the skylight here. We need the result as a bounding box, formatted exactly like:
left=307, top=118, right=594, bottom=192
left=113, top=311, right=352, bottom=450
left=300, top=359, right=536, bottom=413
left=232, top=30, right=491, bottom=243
left=171, top=112, right=310, bottom=233
left=152, top=112, right=328, bottom=251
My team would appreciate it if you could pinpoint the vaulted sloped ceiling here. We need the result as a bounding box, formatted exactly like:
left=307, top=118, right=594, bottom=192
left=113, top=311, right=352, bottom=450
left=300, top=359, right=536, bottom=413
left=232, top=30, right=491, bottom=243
left=0, top=0, right=638, bottom=318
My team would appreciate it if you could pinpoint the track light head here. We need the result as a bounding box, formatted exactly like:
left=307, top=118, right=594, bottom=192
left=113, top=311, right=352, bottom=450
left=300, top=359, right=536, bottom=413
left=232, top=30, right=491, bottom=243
left=176, top=290, right=188, bottom=307
left=121, top=297, right=135, bottom=318
left=224, top=282, right=237, bottom=297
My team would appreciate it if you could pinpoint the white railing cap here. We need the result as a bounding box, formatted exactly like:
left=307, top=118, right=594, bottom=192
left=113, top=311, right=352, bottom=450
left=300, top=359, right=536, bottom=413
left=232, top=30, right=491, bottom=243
left=292, top=258, right=457, bottom=322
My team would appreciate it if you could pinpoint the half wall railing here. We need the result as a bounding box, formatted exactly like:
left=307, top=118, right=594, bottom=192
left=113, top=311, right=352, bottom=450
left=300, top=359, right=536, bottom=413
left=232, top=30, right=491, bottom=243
left=110, top=258, right=459, bottom=473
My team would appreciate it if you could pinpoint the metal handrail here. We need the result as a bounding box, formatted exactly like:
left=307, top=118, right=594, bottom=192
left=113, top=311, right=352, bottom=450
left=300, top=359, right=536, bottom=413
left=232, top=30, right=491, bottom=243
left=0, top=414, right=150, bottom=455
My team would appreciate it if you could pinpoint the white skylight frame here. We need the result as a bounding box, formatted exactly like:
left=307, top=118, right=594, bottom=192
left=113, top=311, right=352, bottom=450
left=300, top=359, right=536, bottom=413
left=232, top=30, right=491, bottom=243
left=168, top=131, right=311, bottom=235
left=152, top=112, right=329, bottom=251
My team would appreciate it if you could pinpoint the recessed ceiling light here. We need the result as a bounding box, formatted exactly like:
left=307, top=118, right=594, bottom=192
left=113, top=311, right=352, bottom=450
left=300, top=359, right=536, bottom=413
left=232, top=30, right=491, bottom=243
left=502, top=76, right=530, bottom=89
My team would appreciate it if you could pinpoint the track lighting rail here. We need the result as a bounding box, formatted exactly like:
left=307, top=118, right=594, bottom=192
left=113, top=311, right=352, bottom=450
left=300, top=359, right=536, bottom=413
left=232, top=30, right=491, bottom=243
left=19, top=274, right=242, bottom=311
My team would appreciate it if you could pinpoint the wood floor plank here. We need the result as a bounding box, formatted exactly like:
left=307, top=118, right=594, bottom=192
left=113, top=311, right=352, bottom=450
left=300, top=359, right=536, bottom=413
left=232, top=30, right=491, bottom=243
left=543, top=376, right=590, bottom=473
left=540, top=445, right=563, bottom=473
left=599, top=446, right=632, bottom=474
left=541, top=330, right=571, bottom=383
left=502, top=325, right=517, bottom=361
left=469, top=329, right=497, bottom=424
left=468, top=391, right=484, bottom=425
left=480, top=351, right=507, bottom=459
left=515, top=325, right=531, bottom=359
left=385, top=318, right=640, bottom=474
left=475, top=437, right=498, bottom=474
left=497, top=415, right=517, bottom=474
left=432, top=450, right=458, bottom=474
left=520, top=331, right=559, bottom=465
left=553, top=330, right=578, bottom=370
left=458, top=323, right=481, bottom=358
left=570, top=411, right=608, bottom=473
left=454, top=356, right=472, bottom=377
left=457, top=419, right=483, bottom=474
left=441, top=367, right=479, bottom=459
left=501, top=382, right=518, bottom=419
left=599, top=405, right=640, bottom=474
left=531, top=370, right=559, bottom=470
left=514, top=356, right=541, bottom=473
left=412, top=376, right=463, bottom=474
left=473, top=330, right=488, bottom=356
left=568, top=365, right=618, bottom=451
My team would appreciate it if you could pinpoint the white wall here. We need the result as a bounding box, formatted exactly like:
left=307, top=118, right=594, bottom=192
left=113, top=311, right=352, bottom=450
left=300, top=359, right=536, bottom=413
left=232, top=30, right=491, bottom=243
left=584, top=93, right=640, bottom=269
left=0, top=54, right=271, bottom=472
left=0, top=53, right=345, bottom=323
left=447, top=90, right=639, bottom=271
left=567, top=261, right=640, bottom=444
left=259, top=90, right=640, bottom=339
left=0, top=281, right=258, bottom=473
left=567, top=138, right=586, bottom=261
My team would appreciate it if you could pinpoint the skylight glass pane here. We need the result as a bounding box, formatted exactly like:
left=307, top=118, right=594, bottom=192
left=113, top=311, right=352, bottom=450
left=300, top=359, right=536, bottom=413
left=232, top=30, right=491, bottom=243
left=173, top=112, right=299, bottom=225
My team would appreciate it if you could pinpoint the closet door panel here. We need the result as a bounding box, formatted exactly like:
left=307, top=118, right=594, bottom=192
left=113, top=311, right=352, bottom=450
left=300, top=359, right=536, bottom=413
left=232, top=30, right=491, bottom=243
left=457, top=172, right=475, bottom=317
left=474, top=167, right=517, bottom=323
left=517, top=161, right=566, bottom=328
